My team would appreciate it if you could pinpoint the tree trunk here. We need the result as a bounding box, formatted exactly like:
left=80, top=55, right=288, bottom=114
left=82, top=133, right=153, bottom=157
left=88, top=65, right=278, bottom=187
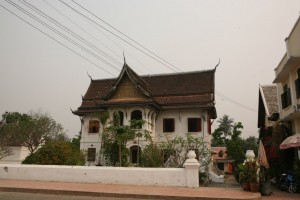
left=119, top=143, right=122, bottom=166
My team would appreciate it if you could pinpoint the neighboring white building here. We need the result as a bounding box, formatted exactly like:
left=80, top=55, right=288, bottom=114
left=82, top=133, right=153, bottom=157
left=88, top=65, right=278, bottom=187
left=273, top=16, right=300, bottom=162
left=73, top=63, right=217, bottom=165
left=274, top=16, right=300, bottom=129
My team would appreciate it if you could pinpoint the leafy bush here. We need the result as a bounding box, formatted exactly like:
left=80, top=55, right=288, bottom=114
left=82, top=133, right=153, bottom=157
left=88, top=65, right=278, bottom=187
left=22, top=140, right=85, bottom=165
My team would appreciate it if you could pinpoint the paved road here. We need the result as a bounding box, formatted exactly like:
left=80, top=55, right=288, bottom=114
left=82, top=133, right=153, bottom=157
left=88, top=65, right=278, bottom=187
left=0, top=191, right=154, bottom=200
left=1, top=189, right=300, bottom=200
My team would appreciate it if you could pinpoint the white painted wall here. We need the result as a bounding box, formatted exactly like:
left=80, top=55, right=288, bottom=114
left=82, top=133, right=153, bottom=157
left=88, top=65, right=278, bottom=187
left=0, top=164, right=189, bottom=187
left=80, top=108, right=212, bottom=166
left=155, top=109, right=209, bottom=142
left=0, top=150, right=201, bottom=187
left=81, top=116, right=102, bottom=165
left=0, top=146, right=30, bottom=164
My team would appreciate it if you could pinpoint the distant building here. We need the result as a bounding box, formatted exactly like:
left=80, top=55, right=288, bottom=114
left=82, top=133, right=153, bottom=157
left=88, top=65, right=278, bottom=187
left=0, top=122, right=30, bottom=164
left=211, top=147, right=233, bottom=174
left=257, top=84, right=279, bottom=161
left=73, top=62, right=217, bottom=165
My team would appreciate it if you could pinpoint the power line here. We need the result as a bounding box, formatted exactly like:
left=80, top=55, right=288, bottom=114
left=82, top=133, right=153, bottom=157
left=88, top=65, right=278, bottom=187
left=63, top=0, right=258, bottom=113
left=20, top=0, right=121, bottom=69
left=70, top=0, right=183, bottom=73
left=5, top=0, right=119, bottom=74
left=0, top=2, right=116, bottom=77
left=59, top=0, right=180, bottom=73
left=216, top=91, right=257, bottom=113
left=4, top=0, right=257, bottom=115
left=42, top=0, right=123, bottom=67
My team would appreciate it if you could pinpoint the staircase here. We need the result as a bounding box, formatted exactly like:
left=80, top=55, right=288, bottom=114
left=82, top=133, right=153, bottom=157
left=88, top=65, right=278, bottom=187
left=209, top=165, right=224, bottom=183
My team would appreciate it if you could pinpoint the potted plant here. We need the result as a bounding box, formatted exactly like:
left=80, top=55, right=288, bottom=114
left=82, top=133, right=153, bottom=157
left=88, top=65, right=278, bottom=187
left=247, top=159, right=259, bottom=193
left=238, top=163, right=250, bottom=191
left=259, top=166, right=271, bottom=195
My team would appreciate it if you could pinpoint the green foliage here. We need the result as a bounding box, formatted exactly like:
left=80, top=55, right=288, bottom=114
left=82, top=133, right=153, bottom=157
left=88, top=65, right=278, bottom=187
left=244, top=136, right=259, bottom=156
left=212, top=115, right=259, bottom=183
left=160, top=133, right=211, bottom=168
left=140, top=143, right=164, bottom=167
left=22, top=137, right=85, bottom=165
left=217, top=114, right=234, bottom=137
left=211, top=127, right=225, bottom=147
left=0, top=111, right=65, bottom=154
left=101, top=117, right=146, bottom=166
left=238, top=159, right=259, bottom=183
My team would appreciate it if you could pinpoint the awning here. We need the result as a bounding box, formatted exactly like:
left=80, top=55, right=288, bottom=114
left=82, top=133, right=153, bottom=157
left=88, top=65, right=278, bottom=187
left=280, top=134, right=300, bottom=149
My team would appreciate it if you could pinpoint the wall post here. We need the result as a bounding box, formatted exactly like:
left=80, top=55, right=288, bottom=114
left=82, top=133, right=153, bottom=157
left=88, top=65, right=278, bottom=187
left=184, top=150, right=200, bottom=188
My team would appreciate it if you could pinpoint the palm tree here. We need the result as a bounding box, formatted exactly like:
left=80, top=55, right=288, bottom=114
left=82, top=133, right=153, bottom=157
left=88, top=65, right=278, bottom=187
left=217, top=115, right=234, bottom=138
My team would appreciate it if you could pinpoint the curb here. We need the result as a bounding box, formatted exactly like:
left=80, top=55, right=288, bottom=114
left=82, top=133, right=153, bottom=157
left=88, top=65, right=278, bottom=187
left=0, top=186, right=262, bottom=200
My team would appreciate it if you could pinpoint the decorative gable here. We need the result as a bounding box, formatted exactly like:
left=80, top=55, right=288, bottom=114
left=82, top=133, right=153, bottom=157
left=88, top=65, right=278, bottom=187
left=110, top=76, right=147, bottom=101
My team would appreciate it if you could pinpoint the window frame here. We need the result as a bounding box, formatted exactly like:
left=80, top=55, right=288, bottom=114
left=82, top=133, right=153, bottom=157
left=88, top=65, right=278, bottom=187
left=187, top=118, right=202, bottom=132
left=87, top=148, right=96, bottom=162
left=88, top=120, right=99, bottom=133
left=281, top=84, right=291, bottom=109
left=163, top=118, right=175, bottom=133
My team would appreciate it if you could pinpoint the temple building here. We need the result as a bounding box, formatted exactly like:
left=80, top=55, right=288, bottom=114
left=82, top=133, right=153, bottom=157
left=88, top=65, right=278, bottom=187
left=73, top=62, right=217, bottom=165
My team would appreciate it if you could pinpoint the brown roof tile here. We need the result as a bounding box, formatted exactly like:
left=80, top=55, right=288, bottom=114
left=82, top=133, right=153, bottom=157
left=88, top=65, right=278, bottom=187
left=261, top=85, right=279, bottom=115
left=74, top=65, right=216, bottom=117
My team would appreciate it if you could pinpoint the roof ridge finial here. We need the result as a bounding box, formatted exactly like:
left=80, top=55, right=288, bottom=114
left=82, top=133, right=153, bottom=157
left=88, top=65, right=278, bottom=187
left=214, top=58, right=220, bottom=70
left=87, top=71, right=93, bottom=81
left=123, top=51, right=126, bottom=66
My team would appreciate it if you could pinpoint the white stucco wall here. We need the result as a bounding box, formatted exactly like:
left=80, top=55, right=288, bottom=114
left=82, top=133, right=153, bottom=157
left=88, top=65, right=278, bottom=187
left=155, top=109, right=209, bottom=142
left=80, top=108, right=212, bottom=166
left=0, top=146, right=30, bottom=164
left=0, top=164, right=188, bottom=187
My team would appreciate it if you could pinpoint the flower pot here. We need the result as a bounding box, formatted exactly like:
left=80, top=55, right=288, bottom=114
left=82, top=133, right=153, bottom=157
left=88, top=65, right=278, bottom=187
left=242, top=182, right=250, bottom=191
left=250, top=182, right=259, bottom=193
left=260, top=181, right=271, bottom=196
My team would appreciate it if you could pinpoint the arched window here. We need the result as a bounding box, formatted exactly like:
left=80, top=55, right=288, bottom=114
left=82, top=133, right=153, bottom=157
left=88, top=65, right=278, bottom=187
left=113, top=111, right=124, bottom=126
left=131, top=110, right=142, bottom=129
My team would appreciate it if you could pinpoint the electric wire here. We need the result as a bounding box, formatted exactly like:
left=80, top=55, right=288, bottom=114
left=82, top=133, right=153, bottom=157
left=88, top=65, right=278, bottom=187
left=5, top=0, right=119, bottom=74
left=20, top=0, right=121, bottom=69
left=42, top=0, right=123, bottom=67
left=70, top=0, right=183, bottom=73
left=216, top=91, right=257, bottom=113
left=64, top=0, right=257, bottom=114
left=59, top=0, right=180, bottom=73
left=0, top=2, right=116, bottom=77
left=2, top=1, right=257, bottom=132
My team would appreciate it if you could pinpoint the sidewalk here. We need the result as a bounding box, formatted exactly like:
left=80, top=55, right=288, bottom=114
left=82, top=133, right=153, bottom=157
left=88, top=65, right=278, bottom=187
left=0, top=179, right=261, bottom=200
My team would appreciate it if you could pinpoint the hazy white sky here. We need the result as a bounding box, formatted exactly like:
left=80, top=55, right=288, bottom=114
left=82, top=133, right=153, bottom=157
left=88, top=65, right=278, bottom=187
left=0, top=0, right=299, bottom=138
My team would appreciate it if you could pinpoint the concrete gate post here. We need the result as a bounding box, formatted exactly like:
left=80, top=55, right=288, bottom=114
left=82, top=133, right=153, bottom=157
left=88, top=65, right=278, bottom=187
left=183, top=150, right=200, bottom=188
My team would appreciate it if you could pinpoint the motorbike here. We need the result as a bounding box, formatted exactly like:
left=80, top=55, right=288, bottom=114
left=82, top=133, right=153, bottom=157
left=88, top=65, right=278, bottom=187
left=278, top=172, right=298, bottom=193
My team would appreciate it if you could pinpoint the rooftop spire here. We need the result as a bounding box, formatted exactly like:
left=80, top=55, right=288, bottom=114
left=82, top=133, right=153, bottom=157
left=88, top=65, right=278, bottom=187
left=123, top=51, right=127, bottom=66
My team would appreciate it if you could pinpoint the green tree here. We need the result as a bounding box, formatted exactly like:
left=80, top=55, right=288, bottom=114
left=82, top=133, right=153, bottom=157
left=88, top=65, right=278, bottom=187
left=0, top=112, right=31, bottom=159
left=217, top=115, right=234, bottom=137
left=244, top=136, right=258, bottom=156
left=22, top=135, right=85, bottom=165
left=140, top=132, right=164, bottom=167
left=225, top=122, right=245, bottom=168
left=160, top=133, right=211, bottom=168
left=211, top=127, right=225, bottom=147
left=102, top=113, right=135, bottom=166
left=0, top=111, right=65, bottom=154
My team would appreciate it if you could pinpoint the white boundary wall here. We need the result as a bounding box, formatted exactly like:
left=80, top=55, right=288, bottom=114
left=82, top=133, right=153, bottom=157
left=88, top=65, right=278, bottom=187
left=0, top=150, right=200, bottom=187
left=0, top=164, right=188, bottom=187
